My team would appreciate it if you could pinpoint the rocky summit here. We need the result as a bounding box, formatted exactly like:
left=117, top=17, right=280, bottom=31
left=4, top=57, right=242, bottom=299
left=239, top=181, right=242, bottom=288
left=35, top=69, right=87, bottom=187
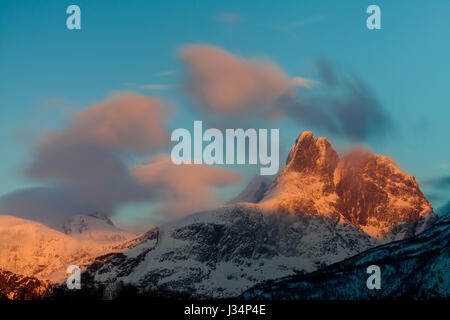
left=262, top=131, right=435, bottom=239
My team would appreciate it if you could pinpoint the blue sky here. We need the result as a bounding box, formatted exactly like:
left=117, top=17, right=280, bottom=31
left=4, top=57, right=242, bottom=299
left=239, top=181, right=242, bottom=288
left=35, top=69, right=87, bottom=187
left=1, top=0, right=449, bottom=228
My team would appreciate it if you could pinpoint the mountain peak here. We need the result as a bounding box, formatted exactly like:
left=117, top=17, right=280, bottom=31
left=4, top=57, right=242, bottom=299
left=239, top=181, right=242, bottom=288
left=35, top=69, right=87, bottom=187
left=263, top=132, right=434, bottom=238
left=285, top=131, right=339, bottom=177
left=60, top=214, right=135, bottom=242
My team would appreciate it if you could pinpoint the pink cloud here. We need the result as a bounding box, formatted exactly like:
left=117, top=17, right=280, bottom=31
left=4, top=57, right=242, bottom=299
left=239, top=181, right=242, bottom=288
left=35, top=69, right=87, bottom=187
left=46, top=92, right=169, bottom=153
left=180, top=45, right=312, bottom=115
left=131, top=155, right=243, bottom=219
left=1, top=93, right=172, bottom=225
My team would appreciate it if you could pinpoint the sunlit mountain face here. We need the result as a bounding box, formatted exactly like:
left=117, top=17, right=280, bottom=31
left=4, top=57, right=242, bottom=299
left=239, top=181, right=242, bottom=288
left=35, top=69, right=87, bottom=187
left=0, top=269, right=52, bottom=300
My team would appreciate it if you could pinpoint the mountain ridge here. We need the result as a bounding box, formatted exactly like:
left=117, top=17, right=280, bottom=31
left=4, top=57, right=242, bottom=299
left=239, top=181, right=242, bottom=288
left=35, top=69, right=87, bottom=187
left=261, top=131, right=435, bottom=238
left=60, top=213, right=135, bottom=242
left=241, top=212, right=450, bottom=300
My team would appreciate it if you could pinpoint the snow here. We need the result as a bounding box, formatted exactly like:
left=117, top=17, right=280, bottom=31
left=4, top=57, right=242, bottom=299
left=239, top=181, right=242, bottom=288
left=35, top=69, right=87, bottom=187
left=228, top=175, right=273, bottom=204
left=0, top=215, right=134, bottom=281
left=86, top=203, right=377, bottom=298
left=60, top=213, right=135, bottom=242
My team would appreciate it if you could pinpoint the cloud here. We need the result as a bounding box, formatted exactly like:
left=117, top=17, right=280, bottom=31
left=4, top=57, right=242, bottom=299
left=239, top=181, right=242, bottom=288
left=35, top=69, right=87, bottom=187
left=275, top=74, right=392, bottom=141
left=0, top=93, right=169, bottom=226
left=179, top=44, right=312, bottom=115
left=1, top=92, right=244, bottom=226
left=422, top=176, right=450, bottom=188
left=139, top=84, right=172, bottom=90
left=214, top=13, right=242, bottom=23
left=179, top=45, right=390, bottom=142
left=315, top=60, right=338, bottom=87
left=291, top=77, right=317, bottom=88
left=38, top=92, right=170, bottom=153
left=131, top=155, right=243, bottom=219
left=155, top=70, right=177, bottom=76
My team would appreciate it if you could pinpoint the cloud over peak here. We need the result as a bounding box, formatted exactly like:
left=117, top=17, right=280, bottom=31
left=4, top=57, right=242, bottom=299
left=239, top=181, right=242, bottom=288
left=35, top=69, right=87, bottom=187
left=180, top=44, right=311, bottom=115
left=131, top=154, right=243, bottom=219
left=179, top=44, right=391, bottom=142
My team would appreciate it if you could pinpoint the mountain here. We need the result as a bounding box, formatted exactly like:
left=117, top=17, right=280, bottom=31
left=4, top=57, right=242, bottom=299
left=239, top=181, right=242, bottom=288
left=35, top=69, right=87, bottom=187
left=81, top=131, right=436, bottom=299
left=242, top=212, right=450, bottom=300
left=84, top=204, right=376, bottom=298
left=261, top=132, right=435, bottom=240
left=61, top=213, right=135, bottom=242
left=0, top=269, right=53, bottom=300
left=228, top=175, right=273, bottom=204
left=0, top=215, right=117, bottom=281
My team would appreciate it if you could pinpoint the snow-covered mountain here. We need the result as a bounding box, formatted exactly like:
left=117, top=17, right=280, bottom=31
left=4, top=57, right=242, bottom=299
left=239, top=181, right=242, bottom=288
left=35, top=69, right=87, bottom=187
left=60, top=213, right=135, bottom=242
left=261, top=131, right=435, bottom=239
left=242, top=212, right=450, bottom=300
left=0, top=269, right=53, bottom=300
left=84, top=204, right=376, bottom=298
left=82, top=131, right=436, bottom=298
left=0, top=215, right=122, bottom=281
left=228, top=175, right=273, bottom=204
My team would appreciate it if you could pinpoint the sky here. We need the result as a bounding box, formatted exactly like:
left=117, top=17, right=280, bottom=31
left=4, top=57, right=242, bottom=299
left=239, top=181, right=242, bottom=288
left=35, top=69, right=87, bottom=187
left=1, top=0, right=449, bottom=232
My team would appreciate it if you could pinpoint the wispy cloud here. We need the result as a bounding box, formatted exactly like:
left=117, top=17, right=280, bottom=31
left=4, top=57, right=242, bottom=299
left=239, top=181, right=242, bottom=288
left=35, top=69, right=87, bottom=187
left=131, top=155, right=243, bottom=220
left=422, top=176, right=450, bottom=188
left=179, top=44, right=313, bottom=115
left=139, top=84, right=173, bottom=90
left=1, top=92, right=243, bottom=227
left=0, top=93, right=170, bottom=225
left=155, top=70, right=177, bottom=76
left=274, top=61, right=393, bottom=142
left=291, top=77, right=317, bottom=88
left=259, top=15, right=325, bottom=39
left=123, top=82, right=175, bottom=91
left=179, top=44, right=390, bottom=142
left=214, top=12, right=242, bottom=23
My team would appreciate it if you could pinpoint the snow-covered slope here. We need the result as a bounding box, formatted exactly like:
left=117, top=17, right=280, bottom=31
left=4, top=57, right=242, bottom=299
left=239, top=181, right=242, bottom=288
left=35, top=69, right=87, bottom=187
left=60, top=213, right=135, bottom=242
left=85, top=203, right=376, bottom=298
left=242, top=212, right=450, bottom=300
left=228, top=175, right=273, bottom=204
left=0, top=215, right=119, bottom=281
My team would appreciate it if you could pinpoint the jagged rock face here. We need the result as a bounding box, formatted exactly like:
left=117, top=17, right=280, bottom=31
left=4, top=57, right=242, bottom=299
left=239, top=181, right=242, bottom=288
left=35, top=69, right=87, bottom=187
left=334, top=150, right=433, bottom=234
left=263, top=132, right=340, bottom=218
left=285, top=132, right=339, bottom=179
left=264, top=131, right=434, bottom=237
left=85, top=204, right=376, bottom=299
left=0, top=269, right=53, bottom=300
